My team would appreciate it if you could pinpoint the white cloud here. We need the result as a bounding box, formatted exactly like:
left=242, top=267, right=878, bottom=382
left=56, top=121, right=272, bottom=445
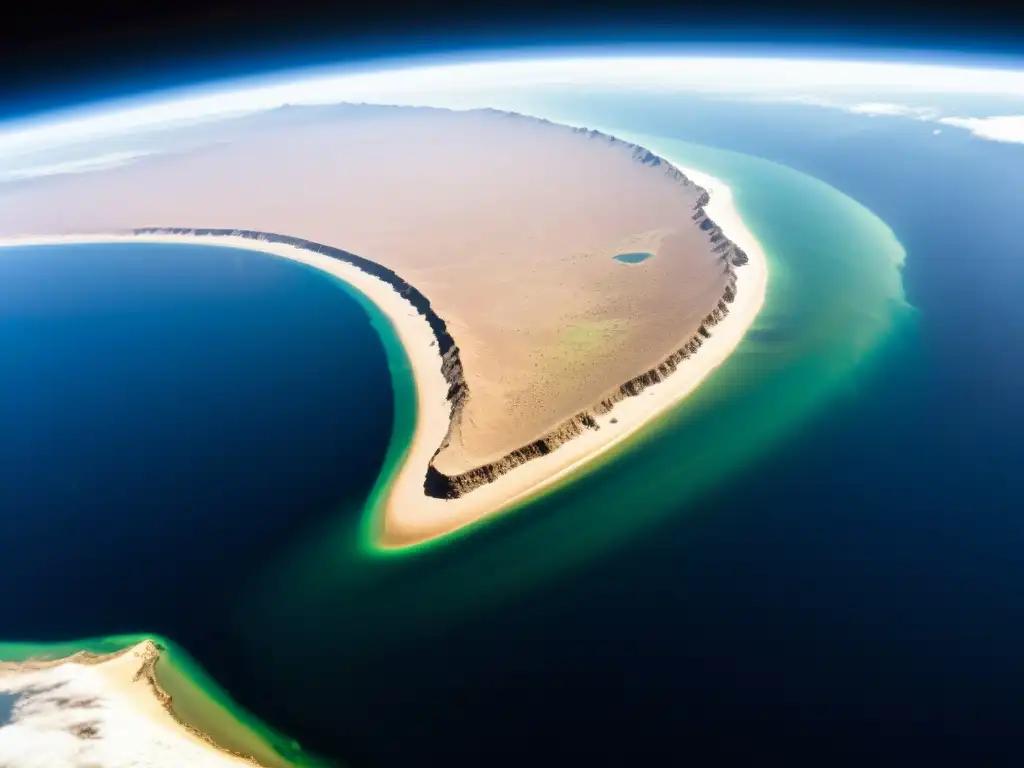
left=937, top=115, right=1024, bottom=144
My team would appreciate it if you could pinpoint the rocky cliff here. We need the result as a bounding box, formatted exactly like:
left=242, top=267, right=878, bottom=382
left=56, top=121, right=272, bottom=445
left=131, top=114, right=750, bottom=502
left=421, top=120, right=751, bottom=499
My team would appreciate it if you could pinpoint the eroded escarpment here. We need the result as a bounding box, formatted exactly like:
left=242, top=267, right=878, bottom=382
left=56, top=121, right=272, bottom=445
left=423, top=187, right=751, bottom=499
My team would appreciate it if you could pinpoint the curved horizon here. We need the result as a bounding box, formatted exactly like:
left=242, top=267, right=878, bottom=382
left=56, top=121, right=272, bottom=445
left=4, top=35, right=1024, bottom=124
left=3, top=47, right=1024, bottom=161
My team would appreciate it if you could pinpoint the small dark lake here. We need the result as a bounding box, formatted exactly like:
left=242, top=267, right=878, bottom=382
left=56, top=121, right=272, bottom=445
left=612, top=251, right=653, bottom=263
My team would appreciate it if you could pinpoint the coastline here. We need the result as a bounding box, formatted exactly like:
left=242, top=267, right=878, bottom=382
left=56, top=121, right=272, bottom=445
left=0, top=163, right=766, bottom=548
left=0, top=640, right=266, bottom=767
left=372, top=163, right=768, bottom=546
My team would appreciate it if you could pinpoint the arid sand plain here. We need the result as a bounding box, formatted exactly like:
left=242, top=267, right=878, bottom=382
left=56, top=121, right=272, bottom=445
left=0, top=104, right=766, bottom=545
left=0, top=641, right=261, bottom=767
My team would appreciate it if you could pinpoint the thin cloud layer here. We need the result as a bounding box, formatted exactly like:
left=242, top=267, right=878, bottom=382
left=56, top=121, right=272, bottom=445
left=771, top=94, right=1024, bottom=144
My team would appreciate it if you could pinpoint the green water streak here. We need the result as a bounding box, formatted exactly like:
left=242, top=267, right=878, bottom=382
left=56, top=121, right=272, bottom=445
left=241, top=138, right=913, bottom=671
left=0, top=634, right=330, bottom=767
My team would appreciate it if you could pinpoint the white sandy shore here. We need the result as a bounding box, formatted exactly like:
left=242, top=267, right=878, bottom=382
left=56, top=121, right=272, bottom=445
left=0, top=166, right=766, bottom=548
left=0, top=641, right=257, bottom=767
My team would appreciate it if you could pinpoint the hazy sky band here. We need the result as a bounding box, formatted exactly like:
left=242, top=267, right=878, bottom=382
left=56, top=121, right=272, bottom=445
left=3, top=53, right=1024, bottom=156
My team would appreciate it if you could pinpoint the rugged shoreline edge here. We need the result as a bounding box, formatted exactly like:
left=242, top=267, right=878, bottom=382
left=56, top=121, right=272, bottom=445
left=129, top=124, right=749, bottom=500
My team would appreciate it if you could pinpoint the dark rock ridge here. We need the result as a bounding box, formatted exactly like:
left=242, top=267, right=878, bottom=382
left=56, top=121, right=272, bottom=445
left=129, top=113, right=750, bottom=502
left=424, top=119, right=751, bottom=499
left=130, top=226, right=463, bottom=369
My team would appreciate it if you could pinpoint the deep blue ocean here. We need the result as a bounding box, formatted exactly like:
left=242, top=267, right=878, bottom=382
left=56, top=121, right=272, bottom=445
left=2, top=96, right=1024, bottom=765
left=0, top=242, right=393, bottom=673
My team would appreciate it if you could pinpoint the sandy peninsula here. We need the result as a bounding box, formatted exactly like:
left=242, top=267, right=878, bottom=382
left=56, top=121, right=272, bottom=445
left=0, top=641, right=264, bottom=767
left=0, top=104, right=767, bottom=546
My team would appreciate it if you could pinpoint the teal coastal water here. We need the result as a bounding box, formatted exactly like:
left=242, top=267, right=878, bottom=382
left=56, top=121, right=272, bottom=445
left=613, top=251, right=654, bottom=263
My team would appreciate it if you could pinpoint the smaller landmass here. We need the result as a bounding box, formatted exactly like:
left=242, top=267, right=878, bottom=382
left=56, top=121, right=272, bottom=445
left=0, top=641, right=272, bottom=767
